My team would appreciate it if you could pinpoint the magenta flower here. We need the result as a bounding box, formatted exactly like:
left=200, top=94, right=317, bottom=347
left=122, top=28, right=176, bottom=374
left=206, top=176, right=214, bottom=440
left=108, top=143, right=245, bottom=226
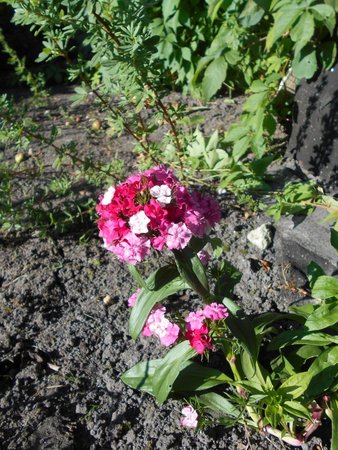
left=197, top=249, right=211, bottom=266
left=180, top=405, right=198, bottom=428
left=203, top=303, right=229, bottom=321
left=186, top=324, right=213, bottom=354
left=97, top=166, right=221, bottom=264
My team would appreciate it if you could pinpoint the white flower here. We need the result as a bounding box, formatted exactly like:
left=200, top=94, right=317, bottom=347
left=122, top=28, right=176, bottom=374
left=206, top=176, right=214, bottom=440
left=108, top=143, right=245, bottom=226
left=150, top=184, right=172, bottom=205
left=102, top=186, right=116, bottom=205
left=129, top=210, right=150, bottom=234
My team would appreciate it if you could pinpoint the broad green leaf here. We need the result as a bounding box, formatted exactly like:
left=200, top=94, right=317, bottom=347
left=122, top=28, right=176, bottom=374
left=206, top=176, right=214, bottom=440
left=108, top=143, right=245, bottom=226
left=129, top=265, right=188, bottom=339
left=289, top=303, right=315, bottom=319
left=312, top=275, right=338, bottom=300
left=268, top=329, right=338, bottom=349
left=249, top=155, right=276, bottom=176
left=201, top=57, right=228, bottom=101
left=292, top=45, right=317, bottom=79
left=239, top=0, right=265, bottom=27
left=232, top=135, right=251, bottom=161
left=305, top=301, right=338, bottom=330
left=152, top=341, right=197, bottom=403
left=222, top=297, right=258, bottom=361
left=277, top=372, right=312, bottom=399
left=283, top=401, right=310, bottom=419
left=250, top=79, right=268, bottom=93
left=290, top=12, right=315, bottom=56
left=293, top=345, right=321, bottom=362
left=241, top=350, right=272, bottom=388
left=172, top=361, right=233, bottom=392
left=198, top=392, right=241, bottom=418
left=266, top=6, right=302, bottom=49
left=243, top=91, right=268, bottom=112
left=331, top=228, right=338, bottom=253
left=121, top=359, right=160, bottom=395
left=224, top=124, right=249, bottom=142
left=252, top=312, right=303, bottom=334
left=311, top=4, right=335, bottom=34
left=307, top=346, right=338, bottom=397
left=173, top=247, right=210, bottom=301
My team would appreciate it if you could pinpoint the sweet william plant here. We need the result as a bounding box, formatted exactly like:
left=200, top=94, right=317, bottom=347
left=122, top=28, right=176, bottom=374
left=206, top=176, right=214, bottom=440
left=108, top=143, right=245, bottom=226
left=97, top=166, right=338, bottom=448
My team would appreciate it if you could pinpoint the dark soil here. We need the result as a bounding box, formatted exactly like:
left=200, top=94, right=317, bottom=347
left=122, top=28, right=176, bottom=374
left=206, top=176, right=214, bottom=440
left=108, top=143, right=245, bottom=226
left=0, top=89, right=330, bottom=449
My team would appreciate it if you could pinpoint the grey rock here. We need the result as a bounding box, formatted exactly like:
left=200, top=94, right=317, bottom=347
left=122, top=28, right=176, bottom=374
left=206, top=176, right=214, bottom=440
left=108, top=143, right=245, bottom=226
left=275, top=207, right=338, bottom=275
left=247, top=224, right=274, bottom=250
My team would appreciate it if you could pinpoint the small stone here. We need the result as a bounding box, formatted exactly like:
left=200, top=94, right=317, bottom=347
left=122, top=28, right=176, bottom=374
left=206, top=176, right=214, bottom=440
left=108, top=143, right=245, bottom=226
left=103, top=295, right=112, bottom=306
left=247, top=224, right=274, bottom=250
left=15, top=153, right=25, bottom=164
left=91, top=119, right=101, bottom=131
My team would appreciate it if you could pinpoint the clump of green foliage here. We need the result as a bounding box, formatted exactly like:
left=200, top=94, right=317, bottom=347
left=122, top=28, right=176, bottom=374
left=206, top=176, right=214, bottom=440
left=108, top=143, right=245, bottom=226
left=0, top=0, right=336, bottom=236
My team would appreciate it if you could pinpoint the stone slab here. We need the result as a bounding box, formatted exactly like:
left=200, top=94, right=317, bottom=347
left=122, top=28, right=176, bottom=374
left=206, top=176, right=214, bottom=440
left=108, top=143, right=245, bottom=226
left=275, top=207, right=338, bottom=276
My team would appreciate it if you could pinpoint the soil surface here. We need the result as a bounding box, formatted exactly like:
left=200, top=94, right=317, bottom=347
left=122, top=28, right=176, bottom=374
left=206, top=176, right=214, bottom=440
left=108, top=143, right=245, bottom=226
left=0, top=89, right=330, bottom=449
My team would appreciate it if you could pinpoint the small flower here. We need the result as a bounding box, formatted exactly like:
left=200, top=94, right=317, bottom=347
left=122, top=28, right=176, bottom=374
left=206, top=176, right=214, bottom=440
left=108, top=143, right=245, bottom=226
left=185, top=309, right=205, bottom=331
left=101, top=185, right=116, bottom=205
left=129, top=210, right=150, bottom=234
left=203, top=303, right=228, bottom=321
left=166, top=222, right=192, bottom=250
left=180, top=405, right=198, bottom=428
left=150, top=184, right=172, bottom=204
left=186, top=324, right=213, bottom=354
left=128, top=288, right=141, bottom=308
left=142, top=305, right=179, bottom=347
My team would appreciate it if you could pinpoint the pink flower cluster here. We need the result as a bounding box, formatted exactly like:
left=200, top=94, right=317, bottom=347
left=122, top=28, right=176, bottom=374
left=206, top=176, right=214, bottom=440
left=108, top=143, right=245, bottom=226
left=96, top=166, right=221, bottom=264
left=185, top=303, right=229, bottom=354
left=142, top=304, right=180, bottom=347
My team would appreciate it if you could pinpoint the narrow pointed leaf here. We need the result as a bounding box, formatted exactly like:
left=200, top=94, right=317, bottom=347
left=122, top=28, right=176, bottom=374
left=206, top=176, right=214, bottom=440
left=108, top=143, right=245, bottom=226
left=305, top=301, right=338, bottom=330
left=312, top=275, right=338, bottom=300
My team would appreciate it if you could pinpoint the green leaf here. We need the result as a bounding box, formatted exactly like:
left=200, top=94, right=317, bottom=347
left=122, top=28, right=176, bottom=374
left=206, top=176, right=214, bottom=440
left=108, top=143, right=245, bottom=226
left=268, top=329, right=338, bottom=349
left=311, top=4, right=336, bottom=34
left=232, top=135, right=251, bottom=161
left=152, top=341, right=197, bottom=403
left=201, top=57, right=228, bottom=101
left=265, top=403, right=284, bottom=428
left=198, top=392, right=241, bottom=418
left=331, top=228, right=338, bottom=253
left=290, top=12, right=315, bottom=56
left=243, top=91, right=268, bottom=112
left=292, top=45, right=317, bottom=79
left=305, top=301, right=338, bottom=330
left=121, top=359, right=160, bottom=395
left=312, top=275, right=338, bottom=300
left=307, top=261, right=325, bottom=289
left=329, top=395, right=338, bottom=450
left=207, top=0, right=232, bottom=22
left=277, top=372, right=312, bottom=399
left=283, top=401, right=310, bottom=419
left=127, top=264, right=148, bottom=289
left=289, top=303, right=315, bottom=319
left=320, top=41, right=337, bottom=70
left=241, top=350, right=272, bottom=388
left=224, top=124, right=249, bottom=142
left=129, top=265, right=188, bottom=339
left=172, top=361, right=233, bottom=392
left=222, top=297, right=258, bottom=360
left=239, top=0, right=265, bottom=27
left=266, top=6, right=302, bottom=49
left=307, top=346, right=338, bottom=397
left=173, top=247, right=210, bottom=301
left=252, top=312, right=303, bottom=334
